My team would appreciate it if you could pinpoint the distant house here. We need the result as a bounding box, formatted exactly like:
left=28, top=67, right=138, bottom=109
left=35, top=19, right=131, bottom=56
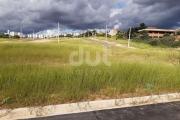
left=73, top=33, right=80, bottom=36
left=10, top=32, right=18, bottom=36
left=38, top=34, right=44, bottom=39
left=7, top=30, right=24, bottom=37
left=139, top=27, right=175, bottom=38
left=98, top=31, right=105, bottom=35
left=18, top=32, right=23, bottom=37
left=109, top=29, right=118, bottom=36
left=33, top=34, right=38, bottom=38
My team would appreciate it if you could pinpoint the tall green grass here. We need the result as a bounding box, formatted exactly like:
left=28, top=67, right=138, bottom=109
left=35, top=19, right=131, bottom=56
left=0, top=38, right=180, bottom=109
left=1, top=62, right=180, bottom=108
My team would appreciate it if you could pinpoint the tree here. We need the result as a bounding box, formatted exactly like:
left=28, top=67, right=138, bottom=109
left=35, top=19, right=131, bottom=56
left=0, top=33, right=4, bottom=38
left=13, top=35, right=20, bottom=39
left=163, top=33, right=170, bottom=37
left=139, top=23, right=147, bottom=30
left=116, top=31, right=124, bottom=40
left=160, top=36, right=176, bottom=46
left=59, top=35, right=64, bottom=37
left=92, top=30, right=97, bottom=35
left=84, top=30, right=93, bottom=37
left=139, top=30, right=149, bottom=40
left=177, top=31, right=180, bottom=35
left=66, top=34, right=73, bottom=37
left=125, top=23, right=147, bottom=39
left=133, top=32, right=139, bottom=38
left=0, top=33, right=9, bottom=38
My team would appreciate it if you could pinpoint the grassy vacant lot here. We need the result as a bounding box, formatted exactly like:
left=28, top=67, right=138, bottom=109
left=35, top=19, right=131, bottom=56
left=0, top=38, right=35, bottom=43
left=0, top=37, right=180, bottom=109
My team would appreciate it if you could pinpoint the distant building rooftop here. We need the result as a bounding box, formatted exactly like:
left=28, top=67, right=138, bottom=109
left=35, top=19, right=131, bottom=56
left=147, top=27, right=157, bottom=29
left=139, top=28, right=175, bottom=32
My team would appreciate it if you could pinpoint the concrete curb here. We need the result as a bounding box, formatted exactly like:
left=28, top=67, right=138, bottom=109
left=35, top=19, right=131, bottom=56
left=1, top=93, right=180, bottom=120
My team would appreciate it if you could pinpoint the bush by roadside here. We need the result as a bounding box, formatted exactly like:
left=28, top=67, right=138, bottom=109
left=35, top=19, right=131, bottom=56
left=133, top=36, right=180, bottom=48
left=0, top=33, right=9, bottom=38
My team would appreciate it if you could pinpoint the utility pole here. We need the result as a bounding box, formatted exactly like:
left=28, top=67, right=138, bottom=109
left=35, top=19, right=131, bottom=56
left=94, top=28, right=96, bottom=39
left=106, top=25, right=107, bottom=41
left=128, top=27, right=131, bottom=48
left=20, top=27, right=22, bottom=42
left=58, top=22, right=60, bottom=44
left=33, top=29, right=34, bottom=41
left=88, top=30, right=89, bottom=38
left=44, top=30, right=45, bottom=39
left=95, top=29, right=96, bottom=39
left=43, top=30, right=44, bottom=39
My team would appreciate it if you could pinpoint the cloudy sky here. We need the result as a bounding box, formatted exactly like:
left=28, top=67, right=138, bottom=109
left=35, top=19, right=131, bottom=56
left=0, top=0, right=180, bottom=34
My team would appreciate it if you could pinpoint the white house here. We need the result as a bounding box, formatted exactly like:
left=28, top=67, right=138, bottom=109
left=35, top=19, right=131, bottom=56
left=10, top=32, right=18, bottom=36
left=33, top=34, right=38, bottom=38
left=74, top=33, right=80, bottom=36
left=7, top=30, right=24, bottom=37
left=38, top=34, right=44, bottom=39
left=28, top=34, right=32, bottom=38
left=18, top=32, right=23, bottom=37
left=7, top=30, right=10, bottom=35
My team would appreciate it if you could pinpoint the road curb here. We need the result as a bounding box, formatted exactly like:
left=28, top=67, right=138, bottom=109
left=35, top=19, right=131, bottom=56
left=1, top=93, right=180, bottom=120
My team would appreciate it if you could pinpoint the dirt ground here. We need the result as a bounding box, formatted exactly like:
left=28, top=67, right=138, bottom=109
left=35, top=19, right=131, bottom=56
left=29, top=39, right=51, bottom=43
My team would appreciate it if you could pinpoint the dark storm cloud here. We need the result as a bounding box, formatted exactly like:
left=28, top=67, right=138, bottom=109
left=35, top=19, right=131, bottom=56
left=35, top=0, right=108, bottom=29
left=113, top=0, right=180, bottom=31
left=0, top=0, right=120, bottom=33
left=0, top=0, right=180, bottom=34
left=133, top=0, right=180, bottom=8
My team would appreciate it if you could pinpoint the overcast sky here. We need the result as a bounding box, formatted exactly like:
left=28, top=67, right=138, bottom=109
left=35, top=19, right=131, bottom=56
left=0, top=0, right=180, bottom=34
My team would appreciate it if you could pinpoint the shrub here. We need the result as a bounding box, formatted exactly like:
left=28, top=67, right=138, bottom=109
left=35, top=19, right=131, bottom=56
left=0, top=33, right=9, bottom=38
left=13, top=35, right=20, bottom=39
left=139, top=30, right=150, bottom=40
left=171, top=41, right=180, bottom=47
left=116, top=32, right=124, bottom=40
left=133, top=36, right=141, bottom=42
left=159, top=36, right=176, bottom=47
left=66, top=34, right=73, bottom=38
left=163, top=33, right=170, bottom=37
left=150, top=39, right=160, bottom=46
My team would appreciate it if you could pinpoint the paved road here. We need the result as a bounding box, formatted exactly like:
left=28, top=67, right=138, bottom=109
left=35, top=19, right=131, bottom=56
left=27, top=101, right=180, bottom=120
left=85, top=39, right=127, bottom=48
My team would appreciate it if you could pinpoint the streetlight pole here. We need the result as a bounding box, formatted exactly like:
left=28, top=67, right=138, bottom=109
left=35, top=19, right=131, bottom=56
left=106, top=25, right=107, bottom=41
left=33, top=29, right=34, bottom=41
left=58, top=22, right=60, bottom=44
left=20, top=27, right=22, bottom=42
left=95, top=28, right=96, bottom=39
left=128, top=27, right=131, bottom=48
left=88, top=30, right=89, bottom=38
left=44, top=30, right=45, bottom=39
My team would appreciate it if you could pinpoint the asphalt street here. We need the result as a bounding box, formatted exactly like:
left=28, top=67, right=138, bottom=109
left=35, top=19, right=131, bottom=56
left=26, top=101, right=180, bottom=120
left=85, top=39, right=118, bottom=47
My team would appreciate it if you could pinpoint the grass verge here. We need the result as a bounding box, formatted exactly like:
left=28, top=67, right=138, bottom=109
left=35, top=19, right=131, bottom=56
left=0, top=38, right=180, bottom=109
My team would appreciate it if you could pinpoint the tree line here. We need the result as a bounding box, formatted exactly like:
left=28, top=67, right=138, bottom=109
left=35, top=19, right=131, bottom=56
left=0, top=33, right=20, bottom=38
